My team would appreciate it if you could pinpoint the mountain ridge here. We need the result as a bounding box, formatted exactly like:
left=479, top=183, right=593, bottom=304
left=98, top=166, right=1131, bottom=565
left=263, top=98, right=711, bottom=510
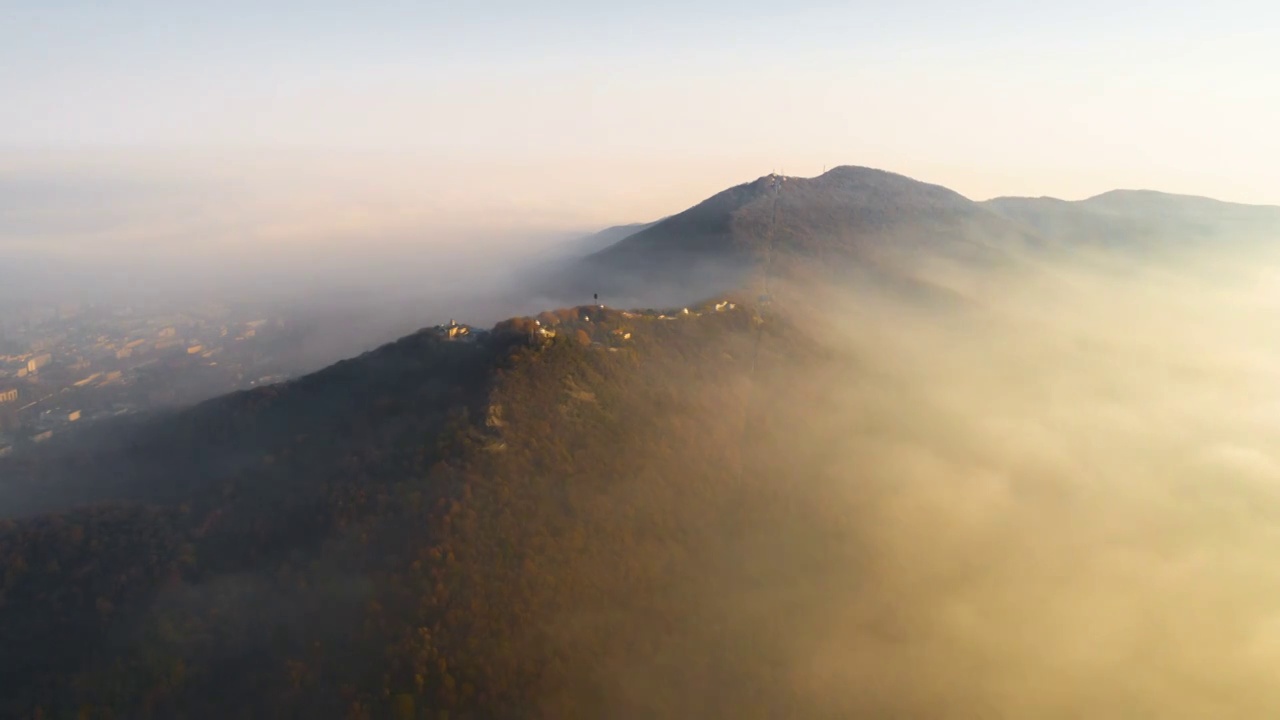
left=0, top=291, right=846, bottom=719
left=556, top=165, right=1042, bottom=307
left=983, top=188, right=1280, bottom=207
left=553, top=165, right=1279, bottom=309
left=4, top=164, right=1280, bottom=717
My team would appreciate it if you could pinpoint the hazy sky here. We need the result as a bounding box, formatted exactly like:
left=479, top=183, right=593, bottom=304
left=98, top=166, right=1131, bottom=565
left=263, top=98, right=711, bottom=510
left=4, top=0, right=1279, bottom=230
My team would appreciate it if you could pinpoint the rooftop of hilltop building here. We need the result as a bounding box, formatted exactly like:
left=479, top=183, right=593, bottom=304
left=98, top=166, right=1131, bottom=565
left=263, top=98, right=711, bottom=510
left=425, top=319, right=480, bottom=342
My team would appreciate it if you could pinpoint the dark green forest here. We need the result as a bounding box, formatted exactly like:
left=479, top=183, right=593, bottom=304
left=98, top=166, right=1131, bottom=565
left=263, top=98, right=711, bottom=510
left=0, top=300, right=843, bottom=719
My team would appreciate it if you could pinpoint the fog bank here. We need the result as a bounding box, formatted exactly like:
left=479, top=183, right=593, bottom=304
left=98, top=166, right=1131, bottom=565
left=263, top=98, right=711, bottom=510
left=746, top=241, right=1280, bottom=717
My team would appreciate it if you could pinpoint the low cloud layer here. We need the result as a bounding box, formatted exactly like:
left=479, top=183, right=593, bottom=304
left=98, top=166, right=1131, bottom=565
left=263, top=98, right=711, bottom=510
left=0, top=155, right=602, bottom=310
left=739, top=240, right=1280, bottom=717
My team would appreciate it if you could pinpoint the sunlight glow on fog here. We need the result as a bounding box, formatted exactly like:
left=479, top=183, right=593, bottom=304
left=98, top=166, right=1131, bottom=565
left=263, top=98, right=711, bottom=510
left=746, top=241, right=1280, bottom=717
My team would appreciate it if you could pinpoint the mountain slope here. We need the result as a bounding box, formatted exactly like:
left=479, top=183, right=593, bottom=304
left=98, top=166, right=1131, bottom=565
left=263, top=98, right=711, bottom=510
left=550, top=168, right=1280, bottom=310
left=6, top=166, right=1280, bottom=718
left=567, top=220, right=660, bottom=257
left=559, top=166, right=1037, bottom=306
left=0, top=300, right=840, bottom=719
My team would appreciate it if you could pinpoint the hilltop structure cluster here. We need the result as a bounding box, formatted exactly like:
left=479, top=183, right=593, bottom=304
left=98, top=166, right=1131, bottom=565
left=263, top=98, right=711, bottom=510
left=421, top=299, right=747, bottom=360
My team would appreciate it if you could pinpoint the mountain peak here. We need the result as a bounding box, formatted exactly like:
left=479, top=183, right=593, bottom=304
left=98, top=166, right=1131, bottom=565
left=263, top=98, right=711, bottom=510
left=819, top=164, right=899, bottom=179
left=549, top=164, right=1021, bottom=307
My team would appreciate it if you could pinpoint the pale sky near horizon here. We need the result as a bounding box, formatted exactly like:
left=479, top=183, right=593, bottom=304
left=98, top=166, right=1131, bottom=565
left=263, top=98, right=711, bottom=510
left=3, top=0, right=1279, bottom=237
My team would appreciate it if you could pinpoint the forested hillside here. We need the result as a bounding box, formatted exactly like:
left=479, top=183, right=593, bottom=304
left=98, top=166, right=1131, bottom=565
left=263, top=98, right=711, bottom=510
left=9, top=166, right=1279, bottom=719
left=0, top=299, right=839, bottom=719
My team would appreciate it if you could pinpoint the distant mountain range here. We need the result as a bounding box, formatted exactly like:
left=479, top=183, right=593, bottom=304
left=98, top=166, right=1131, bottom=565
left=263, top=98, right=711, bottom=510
left=1, top=165, right=1278, bottom=718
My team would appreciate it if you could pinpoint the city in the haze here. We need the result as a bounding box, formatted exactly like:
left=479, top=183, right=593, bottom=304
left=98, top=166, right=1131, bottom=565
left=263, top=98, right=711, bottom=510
left=0, top=300, right=295, bottom=457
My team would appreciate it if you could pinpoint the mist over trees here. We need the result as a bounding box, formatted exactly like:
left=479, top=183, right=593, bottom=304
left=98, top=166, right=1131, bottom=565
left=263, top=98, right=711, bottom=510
left=3, top=166, right=1280, bottom=718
